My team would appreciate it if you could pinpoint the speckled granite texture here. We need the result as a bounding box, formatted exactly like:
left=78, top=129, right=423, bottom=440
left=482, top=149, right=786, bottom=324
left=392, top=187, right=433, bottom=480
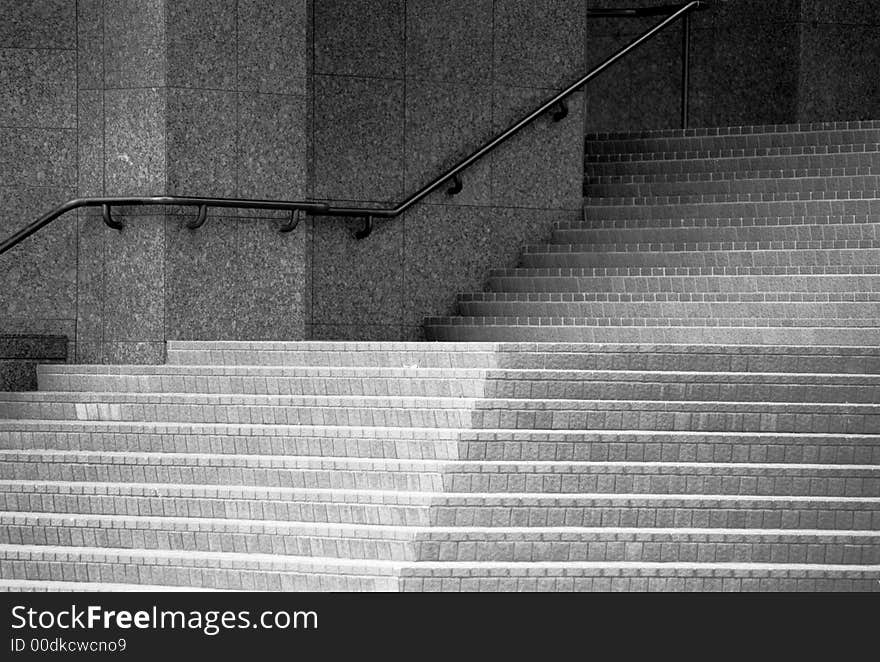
left=2, top=0, right=879, bottom=352
left=0, top=335, right=67, bottom=391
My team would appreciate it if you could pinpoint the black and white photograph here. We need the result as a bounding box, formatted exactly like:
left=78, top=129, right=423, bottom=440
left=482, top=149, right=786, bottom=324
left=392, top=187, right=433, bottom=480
left=0, top=0, right=878, bottom=641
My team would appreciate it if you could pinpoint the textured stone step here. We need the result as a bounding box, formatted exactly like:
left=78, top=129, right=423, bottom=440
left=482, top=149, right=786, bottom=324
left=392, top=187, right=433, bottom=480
left=4, top=514, right=878, bottom=564
left=399, top=563, right=880, bottom=592
left=4, top=545, right=878, bottom=591
left=166, top=341, right=504, bottom=368
left=584, top=122, right=880, bottom=158
left=455, top=297, right=880, bottom=322
left=36, top=365, right=490, bottom=397
left=584, top=191, right=879, bottom=207
left=412, top=527, right=880, bottom=564
left=550, top=222, right=880, bottom=246
left=582, top=198, right=879, bottom=221
left=0, top=420, right=464, bottom=459
left=0, top=513, right=417, bottom=561
left=0, top=392, right=476, bottom=427
left=562, top=214, right=879, bottom=231
left=585, top=174, right=880, bottom=200
left=0, top=451, right=445, bottom=492
left=165, top=341, right=880, bottom=371
left=6, top=393, right=880, bottom=433
left=2, top=482, right=876, bottom=530
left=0, top=579, right=222, bottom=592
left=487, top=271, right=880, bottom=295
left=423, top=322, right=880, bottom=346
left=520, top=246, right=880, bottom=269
left=3, top=452, right=874, bottom=497
left=585, top=151, right=878, bottom=178
left=35, top=364, right=880, bottom=403
left=0, top=545, right=401, bottom=591
left=530, top=240, right=880, bottom=254
left=3, top=421, right=877, bottom=464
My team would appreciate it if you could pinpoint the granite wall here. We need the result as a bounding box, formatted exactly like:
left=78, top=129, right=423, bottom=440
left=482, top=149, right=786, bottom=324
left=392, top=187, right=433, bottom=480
left=1, top=0, right=311, bottom=364
left=585, top=0, right=880, bottom=132
left=0, top=0, right=77, bottom=350
left=307, top=0, right=587, bottom=340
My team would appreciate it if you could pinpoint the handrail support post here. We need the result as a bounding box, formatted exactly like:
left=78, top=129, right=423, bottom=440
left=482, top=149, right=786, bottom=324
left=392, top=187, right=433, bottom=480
left=681, top=11, right=691, bottom=130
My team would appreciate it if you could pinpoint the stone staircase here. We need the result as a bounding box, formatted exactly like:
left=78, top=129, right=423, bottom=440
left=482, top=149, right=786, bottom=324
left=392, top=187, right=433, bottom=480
left=1, top=120, right=879, bottom=591
left=426, top=120, right=880, bottom=345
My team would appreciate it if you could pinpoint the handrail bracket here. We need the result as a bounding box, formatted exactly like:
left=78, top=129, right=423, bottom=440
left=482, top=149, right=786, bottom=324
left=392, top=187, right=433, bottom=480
left=186, top=204, right=208, bottom=230
left=102, top=204, right=123, bottom=230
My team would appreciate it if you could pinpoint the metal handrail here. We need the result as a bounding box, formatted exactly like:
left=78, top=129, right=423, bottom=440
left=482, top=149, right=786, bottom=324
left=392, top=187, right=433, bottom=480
left=0, top=1, right=702, bottom=254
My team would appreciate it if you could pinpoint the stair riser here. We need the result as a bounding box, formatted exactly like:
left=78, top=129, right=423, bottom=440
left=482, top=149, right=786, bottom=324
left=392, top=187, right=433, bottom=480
left=458, top=301, right=880, bottom=327
left=4, top=399, right=880, bottom=433
left=3, top=492, right=874, bottom=530
left=166, top=349, right=501, bottom=368
left=0, top=428, right=462, bottom=459
left=3, top=523, right=877, bottom=564
left=488, top=274, right=880, bottom=294
left=0, top=401, right=473, bottom=427
left=401, top=573, right=880, bottom=592
left=413, top=538, right=880, bottom=564
left=584, top=128, right=880, bottom=155
left=0, top=559, right=398, bottom=591
left=32, top=374, right=880, bottom=404
left=3, top=460, right=874, bottom=496
left=0, top=524, right=415, bottom=560
left=584, top=175, right=880, bottom=199
left=0, top=492, right=434, bottom=525
left=36, top=374, right=487, bottom=397
left=551, top=225, right=880, bottom=245
left=424, top=324, right=880, bottom=346
left=4, top=429, right=877, bottom=465
left=164, top=344, right=880, bottom=373
left=0, top=462, right=445, bottom=492
left=457, top=300, right=880, bottom=320
left=582, top=199, right=880, bottom=221
left=585, top=152, right=879, bottom=178
left=519, top=248, right=880, bottom=269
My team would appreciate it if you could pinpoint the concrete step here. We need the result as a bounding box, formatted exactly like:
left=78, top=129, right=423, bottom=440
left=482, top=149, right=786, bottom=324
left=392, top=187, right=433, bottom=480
left=165, top=341, right=880, bottom=372
left=4, top=545, right=878, bottom=591
left=585, top=151, right=878, bottom=178
left=3, top=514, right=878, bottom=564
left=3, top=452, right=875, bottom=496
left=0, top=420, right=465, bottom=459
left=36, top=365, right=491, bottom=397
left=0, top=545, right=401, bottom=591
left=423, top=322, right=880, bottom=346
left=568, top=213, right=878, bottom=231
left=0, top=392, right=476, bottom=427
left=0, top=513, right=417, bottom=561
left=584, top=122, right=880, bottom=158
left=529, top=240, right=880, bottom=254
left=3, top=421, right=877, bottom=465
left=584, top=174, right=880, bottom=199
left=0, top=579, right=221, bottom=591
left=6, top=392, right=880, bottom=432
left=455, top=297, right=880, bottom=321
left=584, top=191, right=880, bottom=207
left=519, top=246, right=880, bottom=269
left=581, top=198, right=879, bottom=222
left=399, top=563, right=880, bottom=592
left=2, top=482, right=876, bottom=529
left=550, top=222, right=880, bottom=246
left=165, top=341, right=504, bottom=368
left=487, top=271, right=880, bottom=295
left=34, top=364, right=880, bottom=403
